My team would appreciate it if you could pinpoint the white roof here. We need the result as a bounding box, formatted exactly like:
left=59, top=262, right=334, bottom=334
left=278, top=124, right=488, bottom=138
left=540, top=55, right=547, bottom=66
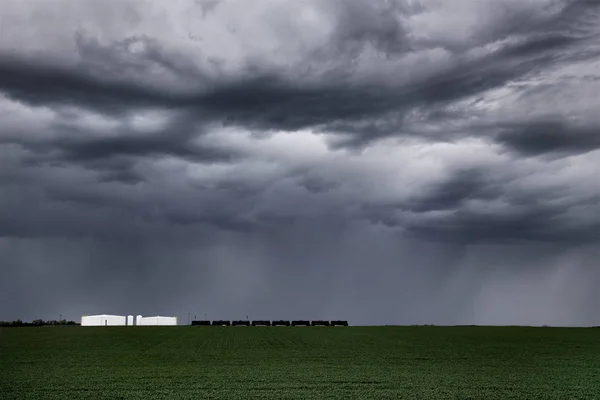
left=83, top=314, right=125, bottom=318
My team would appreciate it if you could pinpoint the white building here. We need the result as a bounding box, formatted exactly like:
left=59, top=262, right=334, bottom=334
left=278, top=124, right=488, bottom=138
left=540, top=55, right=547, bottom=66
left=81, top=314, right=126, bottom=326
left=81, top=314, right=177, bottom=326
left=136, top=315, right=177, bottom=326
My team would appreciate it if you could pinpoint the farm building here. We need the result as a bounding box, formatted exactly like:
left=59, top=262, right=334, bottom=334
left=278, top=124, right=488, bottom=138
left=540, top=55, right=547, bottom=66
left=136, top=315, right=177, bottom=326
left=81, top=314, right=126, bottom=326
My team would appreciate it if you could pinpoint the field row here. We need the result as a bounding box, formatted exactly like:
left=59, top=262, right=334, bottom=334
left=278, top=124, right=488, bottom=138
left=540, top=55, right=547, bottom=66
left=2, top=326, right=599, bottom=399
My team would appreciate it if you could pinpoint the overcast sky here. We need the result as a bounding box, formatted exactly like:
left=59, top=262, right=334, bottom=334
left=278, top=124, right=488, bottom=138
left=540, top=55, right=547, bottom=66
left=1, top=0, right=600, bottom=326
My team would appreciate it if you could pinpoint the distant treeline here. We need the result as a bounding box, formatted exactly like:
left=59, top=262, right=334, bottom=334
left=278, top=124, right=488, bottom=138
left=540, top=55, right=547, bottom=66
left=0, top=319, right=80, bottom=327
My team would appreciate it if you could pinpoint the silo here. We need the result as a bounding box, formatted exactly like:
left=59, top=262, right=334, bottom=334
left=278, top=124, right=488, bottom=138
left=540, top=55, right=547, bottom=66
left=127, top=315, right=134, bottom=326
left=136, top=315, right=142, bottom=326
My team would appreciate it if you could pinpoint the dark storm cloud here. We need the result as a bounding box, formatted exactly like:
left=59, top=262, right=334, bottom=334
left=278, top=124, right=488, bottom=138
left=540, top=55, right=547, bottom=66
left=0, top=56, right=163, bottom=115
left=496, top=119, right=600, bottom=157
left=202, top=4, right=598, bottom=144
left=1, top=0, right=596, bottom=145
left=1, top=106, right=238, bottom=186
left=0, top=30, right=213, bottom=115
left=1, top=0, right=600, bottom=326
left=0, top=30, right=575, bottom=141
left=361, top=164, right=600, bottom=244
left=1, top=0, right=597, bottom=241
left=201, top=59, right=515, bottom=138
left=52, top=124, right=233, bottom=164
left=404, top=169, right=502, bottom=213
left=404, top=201, right=599, bottom=245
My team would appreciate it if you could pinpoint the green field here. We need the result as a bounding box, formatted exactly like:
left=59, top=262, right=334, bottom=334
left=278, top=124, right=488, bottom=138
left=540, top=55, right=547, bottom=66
left=1, top=326, right=599, bottom=399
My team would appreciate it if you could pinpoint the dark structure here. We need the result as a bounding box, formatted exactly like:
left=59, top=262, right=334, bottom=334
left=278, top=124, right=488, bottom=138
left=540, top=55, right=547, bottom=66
left=192, top=319, right=350, bottom=327
left=291, top=320, right=310, bottom=327
left=330, top=320, right=349, bottom=326
left=251, top=320, right=271, bottom=326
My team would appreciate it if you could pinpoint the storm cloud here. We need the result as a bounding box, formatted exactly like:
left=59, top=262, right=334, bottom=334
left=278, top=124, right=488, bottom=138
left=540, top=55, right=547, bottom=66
left=1, top=0, right=600, bottom=326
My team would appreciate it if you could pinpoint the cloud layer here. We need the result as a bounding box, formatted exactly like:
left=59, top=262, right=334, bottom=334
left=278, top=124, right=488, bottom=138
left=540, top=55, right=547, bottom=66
left=1, top=0, right=600, bottom=325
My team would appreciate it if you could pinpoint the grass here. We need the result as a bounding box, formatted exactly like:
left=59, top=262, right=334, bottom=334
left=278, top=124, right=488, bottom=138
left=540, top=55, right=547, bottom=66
left=1, top=325, right=599, bottom=399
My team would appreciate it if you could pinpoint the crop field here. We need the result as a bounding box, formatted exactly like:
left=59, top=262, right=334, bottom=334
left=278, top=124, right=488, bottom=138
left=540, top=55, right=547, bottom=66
left=1, top=325, right=599, bottom=399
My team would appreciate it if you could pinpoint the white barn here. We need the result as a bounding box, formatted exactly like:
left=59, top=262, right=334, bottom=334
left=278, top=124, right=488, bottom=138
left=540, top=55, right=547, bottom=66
left=81, top=314, right=126, bottom=326
left=136, top=315, right=177, bottom=326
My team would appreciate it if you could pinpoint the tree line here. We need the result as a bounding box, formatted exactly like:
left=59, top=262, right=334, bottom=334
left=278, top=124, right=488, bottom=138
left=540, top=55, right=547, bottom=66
left=0, top=319, right=80, bottom=327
